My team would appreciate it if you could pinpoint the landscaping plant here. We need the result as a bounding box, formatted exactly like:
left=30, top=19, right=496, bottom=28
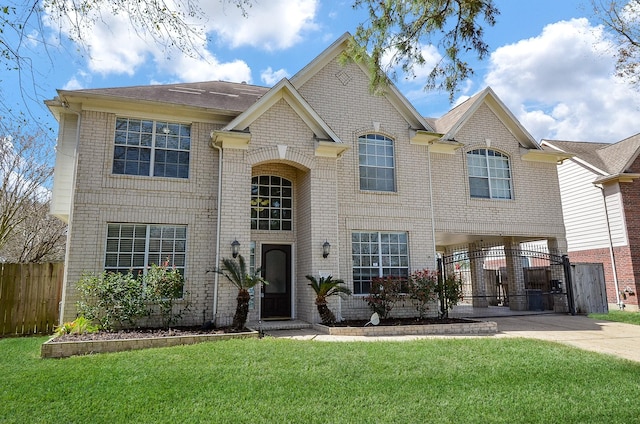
left=408, top=269, right=438, bottom=319
left=53, top=316, right=99, bottom=337
left=364, top=276, right=403, bottom=319
left=76, top=271, right=149, bottom=331
left=437, top=274, right=464, bottom=319
left=305, top=275, right=352, bottom=325
left=216, top=255, right=267, bottom=331
left=144, top=261, right=190, bottom=328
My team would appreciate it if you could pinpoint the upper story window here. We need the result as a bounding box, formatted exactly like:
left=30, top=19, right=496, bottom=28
left=251, top=176, right=293, bottom=231
left=113, top=118, right=191, bottom=179
left=467, top=149, right=512, bottom=199
left=358, top=134, right=395, bottom=192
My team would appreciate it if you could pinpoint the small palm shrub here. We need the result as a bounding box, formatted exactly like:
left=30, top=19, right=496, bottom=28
left=305, top=275, right=352, bottom=325
left=216, top=255, right=266, bottom=331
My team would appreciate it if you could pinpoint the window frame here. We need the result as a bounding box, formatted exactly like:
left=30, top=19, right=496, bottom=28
left=112, top=117, right=191, bottom=179
left=466, top=148, right=513, bottom=200
left=351, top=231, right=409, bottom=295
left=358, top=133, right=396, bottom=192
left=251, top=175, right=293, bottom=231
left=104, top=223, right=187, bottom=278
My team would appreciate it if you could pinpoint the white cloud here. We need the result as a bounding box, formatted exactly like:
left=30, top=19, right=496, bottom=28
left=260, top=67, right=289, bottom=85
left=43, top=0, right=319, bottom=85
left=484, top=18, right=640, bottom=142
left=203, top=0, right=319, bottom=51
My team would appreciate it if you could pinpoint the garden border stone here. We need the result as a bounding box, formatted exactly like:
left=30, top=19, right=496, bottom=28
left=313, top=320, right=497, bottom=336
left=41, top=330, right=259, bottom=358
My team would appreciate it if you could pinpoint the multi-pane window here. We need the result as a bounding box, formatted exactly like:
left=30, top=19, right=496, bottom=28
left=105, top=224, right=187, bottom=276
left=113, top=118, right=191, bottom=178
left=358, top=134, right=395, bottom=192
left=467, top=149, right=512, bottom=199
left=352, top=231, right=409, bottom=294
left=251, top=176, right=293, bottom=231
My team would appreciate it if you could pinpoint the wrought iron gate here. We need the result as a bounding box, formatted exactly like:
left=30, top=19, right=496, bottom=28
left=438, top=244, right=575, bottom=317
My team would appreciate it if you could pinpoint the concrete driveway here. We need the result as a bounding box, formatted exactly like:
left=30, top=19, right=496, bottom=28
left=490, top=314, right=640, bottom=363
left=266, top=314, right=640, bottom=363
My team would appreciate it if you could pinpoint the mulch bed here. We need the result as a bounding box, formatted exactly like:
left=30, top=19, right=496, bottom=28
left=50, top=325, right=245, bottom=343
left=50, top=318, right=476, bottom=342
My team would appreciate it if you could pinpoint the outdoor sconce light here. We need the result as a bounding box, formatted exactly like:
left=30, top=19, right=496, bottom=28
left=231, top=239, right=240, bottom=258
left=322, top=241, right=331, bottom=259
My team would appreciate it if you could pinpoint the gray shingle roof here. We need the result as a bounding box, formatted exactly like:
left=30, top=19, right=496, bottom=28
left=544, top=133, right=640, bottom=174
left=61, top=80, right=270, bottom=113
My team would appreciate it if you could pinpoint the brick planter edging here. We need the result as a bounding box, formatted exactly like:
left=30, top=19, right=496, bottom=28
left=313, top=320, right=497, bottom=336
left=41, top=331, right=259, bottom=358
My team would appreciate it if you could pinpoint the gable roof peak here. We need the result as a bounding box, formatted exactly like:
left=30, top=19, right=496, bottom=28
left=433, top=86, right=538, bottom=149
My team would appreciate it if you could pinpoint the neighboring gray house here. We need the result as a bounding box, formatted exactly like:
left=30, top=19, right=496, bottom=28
left=542, top=135, right=640, bottom=311
left=47, top=33, right=570, bottom=327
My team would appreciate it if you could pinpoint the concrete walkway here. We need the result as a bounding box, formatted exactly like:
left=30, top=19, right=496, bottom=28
left=265, top=314, right=640, bottom=363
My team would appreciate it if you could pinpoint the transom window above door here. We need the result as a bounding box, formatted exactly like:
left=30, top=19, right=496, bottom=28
left=251, top=176, right=292, bottom=231
left=467, top=148, right=512, bottom=199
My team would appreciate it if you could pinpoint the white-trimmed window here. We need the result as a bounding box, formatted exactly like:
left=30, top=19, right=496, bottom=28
left=113, top=118, right=191, bottom=178
left=105, top=224, right=187, bottom=276
left=352, top=231, right=409, bottom=294
left=467, top=149, right=512, bottom=199
left=358, top=134, right=396, bottom=192
left=251, top=176, right=293, bottom=231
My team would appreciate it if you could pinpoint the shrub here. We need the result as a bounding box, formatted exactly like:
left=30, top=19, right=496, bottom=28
left=437, top=274, right=464, bottom=318
left=408, top=269, right=438, bottom=319
left=306, top=275, right=352, bottom=325
left=365, top=276, right=403, bottom=319
left=54, top=316, right=99, bottom=337
left=76, top=271, right=149, bottom=331
left=144, top=262, right=190, bottom=328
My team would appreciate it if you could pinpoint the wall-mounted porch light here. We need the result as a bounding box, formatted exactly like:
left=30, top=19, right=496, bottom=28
left=322, top=241, right=331, bottom=259
left=231, top=239, right=240, bottom=258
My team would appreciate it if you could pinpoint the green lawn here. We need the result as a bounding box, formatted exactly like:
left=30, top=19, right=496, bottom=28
left=589, top=309, right=640, bottom=325
left=1, top=336, right=639, bottom=423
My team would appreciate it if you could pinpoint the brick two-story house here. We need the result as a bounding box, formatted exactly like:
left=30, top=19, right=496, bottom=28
left=47, top=33, right=570, bottom=327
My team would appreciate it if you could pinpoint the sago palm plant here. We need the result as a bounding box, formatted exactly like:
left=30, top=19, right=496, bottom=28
left=217, top=255, right=266, bottom=331
left=305, top=275, right=352, bottom=325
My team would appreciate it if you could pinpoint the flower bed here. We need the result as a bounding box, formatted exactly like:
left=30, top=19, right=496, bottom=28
left=314, top=319, right=497, bottom=337
left=41, top=330, right=259, bottom=358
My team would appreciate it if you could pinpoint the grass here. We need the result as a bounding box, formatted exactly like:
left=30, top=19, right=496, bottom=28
left=589, top=309, right=640, bottom=325
left=1, top=336, right=640, bottom=423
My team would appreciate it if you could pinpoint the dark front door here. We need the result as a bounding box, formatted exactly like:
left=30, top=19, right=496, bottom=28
left=261, top=244, right=292, bottom=319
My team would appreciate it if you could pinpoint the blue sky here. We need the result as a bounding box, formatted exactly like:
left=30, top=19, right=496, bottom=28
left=5, top=0, right=640, bottom=143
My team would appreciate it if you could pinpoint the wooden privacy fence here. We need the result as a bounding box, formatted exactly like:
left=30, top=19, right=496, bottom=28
left=0, top=263, right=64, bottom=336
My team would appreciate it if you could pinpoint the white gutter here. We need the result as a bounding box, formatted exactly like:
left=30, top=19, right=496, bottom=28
left=212, top=137, right=223, bottom=321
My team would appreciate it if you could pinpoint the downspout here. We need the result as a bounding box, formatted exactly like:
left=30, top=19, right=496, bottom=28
left=427, top=143, right=437, bottom=269
left=212, top=135, right=223, bottom=321
left=597, top=184, right=622, bottom=309
left=58, top=99, right=82, bottom=325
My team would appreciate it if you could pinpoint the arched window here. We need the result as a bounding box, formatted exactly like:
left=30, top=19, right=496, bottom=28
left=358, top=134, right=395, bottom=192
left=467, top=149, right=512, bottom=199
left=251, top=176, right=293, bottom=231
